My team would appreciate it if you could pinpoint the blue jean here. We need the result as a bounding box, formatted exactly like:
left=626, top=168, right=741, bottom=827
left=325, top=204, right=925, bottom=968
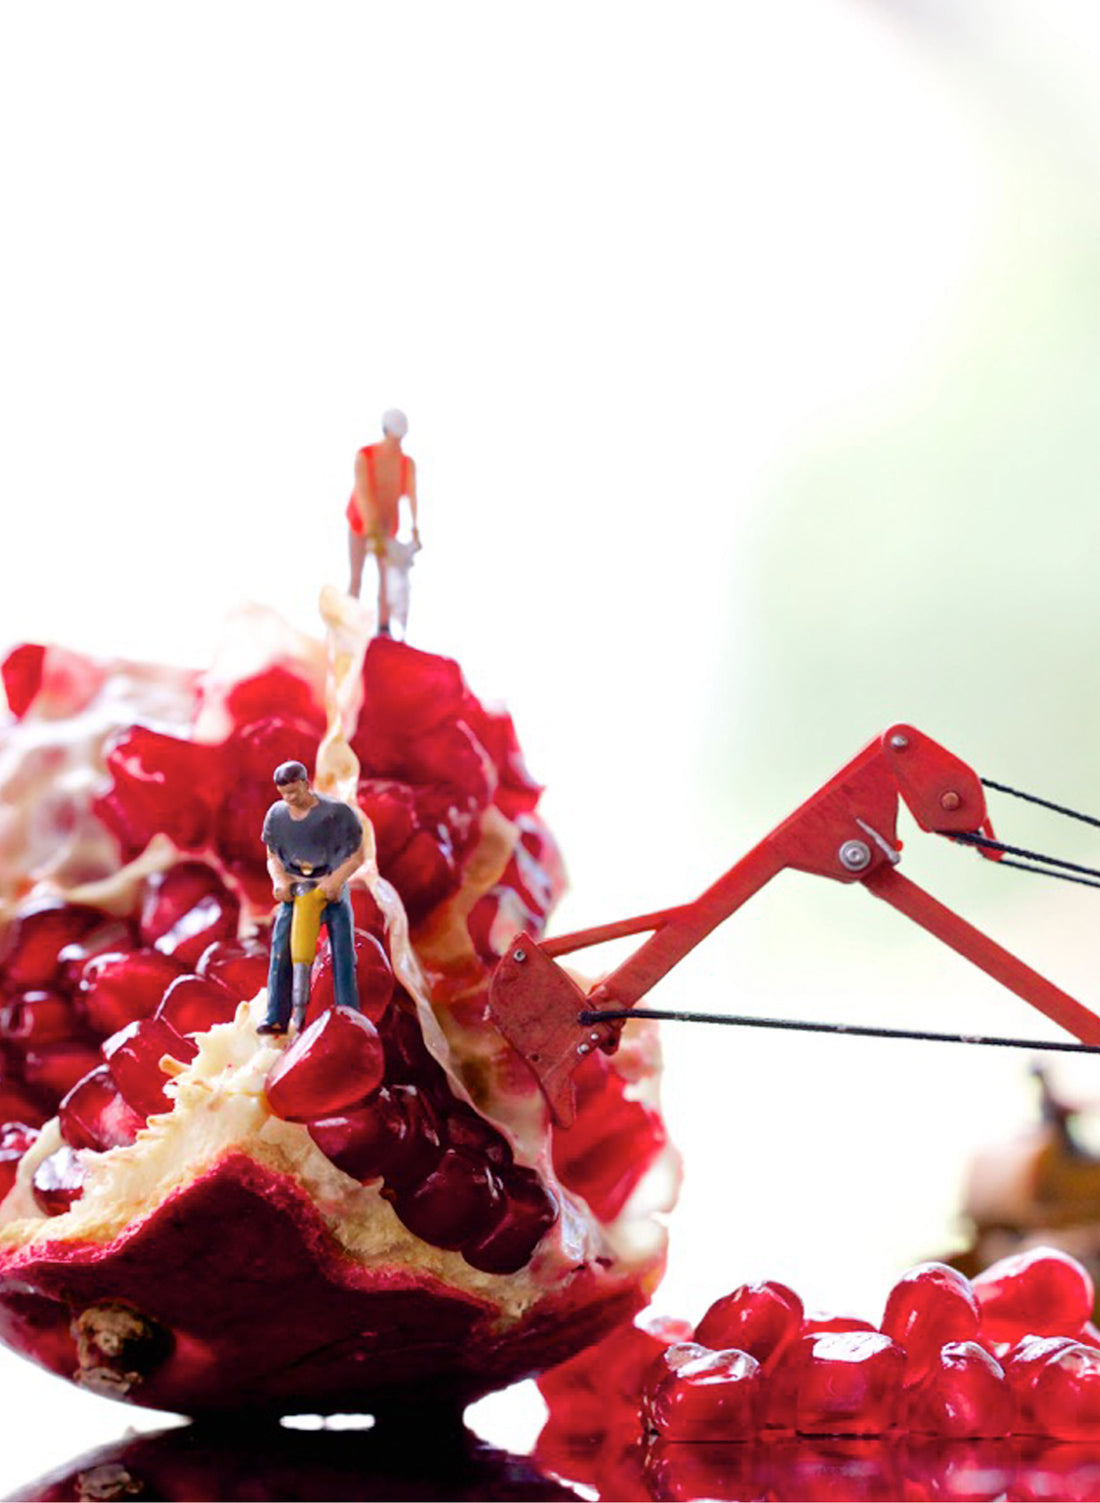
left=263, top=888, right=359, bottom=1028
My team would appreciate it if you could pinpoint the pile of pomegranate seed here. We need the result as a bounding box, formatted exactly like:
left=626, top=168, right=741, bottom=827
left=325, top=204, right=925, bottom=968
left=540, top=1249, right=1100, bottom=1445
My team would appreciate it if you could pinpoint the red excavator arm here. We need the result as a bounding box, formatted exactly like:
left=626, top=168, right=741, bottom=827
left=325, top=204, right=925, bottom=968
left=488, top=724, right=1100, bottom=1128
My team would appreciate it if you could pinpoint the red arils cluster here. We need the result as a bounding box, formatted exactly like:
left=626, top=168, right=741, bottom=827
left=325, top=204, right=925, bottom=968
left=538, top=1249, right=1100, bottom=1450
left=0, top=869, right=269, bottom=1217
left=274, top=992, right=560, bottom=1275
left=352, top=639, right=546, bottom=926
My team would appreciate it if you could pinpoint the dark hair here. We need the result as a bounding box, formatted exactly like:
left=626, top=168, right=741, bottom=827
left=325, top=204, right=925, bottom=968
left=273, top=760, right=310, bottom=787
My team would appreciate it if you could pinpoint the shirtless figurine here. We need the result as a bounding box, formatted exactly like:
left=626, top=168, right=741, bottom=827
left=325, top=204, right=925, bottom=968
left=257, top=761, right=365, bottom=1036
left=346, top=408, right=421, bottom=635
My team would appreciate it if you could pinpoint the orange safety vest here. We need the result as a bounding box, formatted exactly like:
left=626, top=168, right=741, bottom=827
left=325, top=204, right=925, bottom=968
left=346, top=446, right=410, bottom=538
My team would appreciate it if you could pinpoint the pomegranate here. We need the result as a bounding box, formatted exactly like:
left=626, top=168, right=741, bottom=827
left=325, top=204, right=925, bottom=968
left=0, top=600, right=676, bottom=1416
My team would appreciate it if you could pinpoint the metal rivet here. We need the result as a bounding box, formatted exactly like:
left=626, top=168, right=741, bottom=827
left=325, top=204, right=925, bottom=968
left=839, top=839, right=872, bottom=872
left=890, top=733, right=909, bottom=750
left=940, top=791, right=961, bottom=811
left=577, top=1042, right=592, bottom=1056
left=513, top=948, right=527, bottom=963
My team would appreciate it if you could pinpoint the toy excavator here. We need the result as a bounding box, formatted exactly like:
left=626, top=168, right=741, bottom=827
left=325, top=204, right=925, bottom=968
left=489, top=723, right=1100, bottom=1129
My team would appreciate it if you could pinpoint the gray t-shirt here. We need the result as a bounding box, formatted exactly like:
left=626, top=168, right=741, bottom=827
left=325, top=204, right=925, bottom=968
left=261, top=795, right=362, bottom=879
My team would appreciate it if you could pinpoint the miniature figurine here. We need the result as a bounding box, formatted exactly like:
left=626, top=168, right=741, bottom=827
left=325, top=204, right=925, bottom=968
left=258, top=760, right=365, bottom=1035
left=346, top=408, right=421, bottom=637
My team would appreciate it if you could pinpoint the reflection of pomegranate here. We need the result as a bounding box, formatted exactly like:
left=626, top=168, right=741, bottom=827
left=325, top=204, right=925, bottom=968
left=0, top=605, right=675, bottom=1414
left=15, top=1418, right=582, bottom=1502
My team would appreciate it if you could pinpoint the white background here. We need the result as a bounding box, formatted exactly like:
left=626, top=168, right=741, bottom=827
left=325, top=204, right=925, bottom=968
left=5, top=0, right=1100, bottom=1490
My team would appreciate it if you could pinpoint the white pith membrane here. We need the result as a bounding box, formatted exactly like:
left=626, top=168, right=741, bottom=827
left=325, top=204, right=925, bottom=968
left=0, top=592, right=677, bottom=1312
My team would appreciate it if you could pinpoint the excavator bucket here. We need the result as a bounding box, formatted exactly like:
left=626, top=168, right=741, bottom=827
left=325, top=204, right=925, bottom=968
left=488, top=934, right=590, bottom=1128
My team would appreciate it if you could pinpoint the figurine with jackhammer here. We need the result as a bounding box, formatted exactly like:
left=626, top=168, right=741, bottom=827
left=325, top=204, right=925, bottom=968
left=258, top=761, right=365, bottom=1036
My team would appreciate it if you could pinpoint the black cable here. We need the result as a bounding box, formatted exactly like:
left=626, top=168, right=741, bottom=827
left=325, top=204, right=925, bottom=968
left=943, top=829, right=1100, bottom=882
left=981, top=776, right=1100, bottom=832
left=579, top=1007, right=1100, bottom=1055
left=990, top=857, right=1100, bottom=892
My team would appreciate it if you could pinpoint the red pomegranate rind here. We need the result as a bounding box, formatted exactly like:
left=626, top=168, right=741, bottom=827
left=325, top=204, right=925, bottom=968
left=0, top=1152, right=647, bottom=1415
left=2, top=643, right=47, bottom=719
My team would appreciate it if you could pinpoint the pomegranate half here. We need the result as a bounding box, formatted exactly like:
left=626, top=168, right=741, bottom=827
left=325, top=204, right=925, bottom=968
left=0, top=595, right=677, bottom=1414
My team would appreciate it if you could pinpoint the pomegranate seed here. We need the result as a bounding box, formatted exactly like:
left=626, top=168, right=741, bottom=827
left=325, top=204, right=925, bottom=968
left=57, top=919, right=138, bottom=989
left=552, top=1051, right=666, bottom=1223
left=392, top=1148, right=502, bottom=1251
left=23, top=1041, right=102, bottom=1102
left=974, top=1246, right=1095, bottom=1343
left=401, top=720, right=495, bottom=809
left=902, top=1340, right=1013, bottom=1437
left=308, top=1088, right=407, bottom=1182
left=348, top=885, right=386, bottom=938
left=32, top=1145, right=86, bottom=1216
left=196, top=935, right=270, bottom=1000
left=103, top=1017, right=197, bottom=1118
left=212, top=715, right=322, bottom=874
left=769, top=1330, right=906, bottom=1435
left=0, top=900, right=102, bottom=987
left=801, top=1313, right=878, bottom=1336
left=695, top=1280, right=804, bottom=1366
left=643, top=1348, right=762, bottom=1441
left=462, top=1164, right=559, bottom=1274
left=376, top=1084, right=443, bottom=1186
left=0, top=989, right=78, bottom=1047
left=95, top=727, right=216, bottom=855
left=441, top=1101, right=513, bottom=1169
left=157, top=974, right=240, bottom=1036
left=1080, top=1320, right=1100, bottom=1350
left=77, top=950, right=185, bottom=1037
left=59, top=1066, right=145, bottom=1152
left=383, top=828, right=459, bottom=919
left=379, top=1005, right=448, bottom=1089
left=223, top=665, right=326, bottom=734
left=539, top=1316, right=694, bottom=1430
left=307, top=929, right=395, bottom=1026
left=881, top=1262, right=980, bottom=1384
left=265, top=1008, right=385, bottom=1123
left=1007, top=1337, right=1100, bottom=1439
left=0, top=1083, right=47, bottom=1128
left=139, top=862, right=241, bottom=968
left=1, top=642, right=46, bottom=718
left=0, top=1122, right=39, bottom=1200
left=357, top=781, right=418, bottom=868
